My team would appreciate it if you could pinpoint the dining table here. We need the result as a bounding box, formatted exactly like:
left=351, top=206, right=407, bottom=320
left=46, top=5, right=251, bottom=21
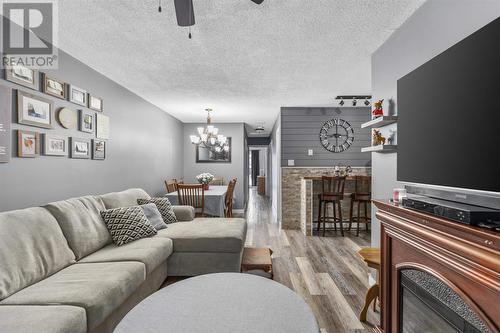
left=165, top=185, right=229, bottom=217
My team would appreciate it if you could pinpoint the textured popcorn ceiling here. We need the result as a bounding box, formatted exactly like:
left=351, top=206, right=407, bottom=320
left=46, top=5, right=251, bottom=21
left=57, top=0, right=425, bottom=135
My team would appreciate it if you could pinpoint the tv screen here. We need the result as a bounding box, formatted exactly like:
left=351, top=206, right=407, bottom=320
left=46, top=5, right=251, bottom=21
left=397, top=17, right=500, bottom=193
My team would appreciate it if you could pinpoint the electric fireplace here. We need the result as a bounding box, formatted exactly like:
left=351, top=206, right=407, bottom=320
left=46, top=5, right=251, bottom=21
left=373, top=200, right=500, bottom=333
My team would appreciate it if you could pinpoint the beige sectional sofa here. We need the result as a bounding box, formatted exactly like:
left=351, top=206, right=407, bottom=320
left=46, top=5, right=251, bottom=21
left=0, top=188, right=247, bottom=333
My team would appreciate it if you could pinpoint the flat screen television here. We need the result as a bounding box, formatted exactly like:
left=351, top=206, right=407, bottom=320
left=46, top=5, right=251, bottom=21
left=397, top=17, right=500, bottom=194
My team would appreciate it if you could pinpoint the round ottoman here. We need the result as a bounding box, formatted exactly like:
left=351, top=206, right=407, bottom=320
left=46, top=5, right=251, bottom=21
left=114, top=273, right=319, bottom=333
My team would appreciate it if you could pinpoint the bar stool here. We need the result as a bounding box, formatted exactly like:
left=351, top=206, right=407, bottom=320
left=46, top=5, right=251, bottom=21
left=348, top=175, right=371, bottom=236
left=317, top=176, right=346, bottom=237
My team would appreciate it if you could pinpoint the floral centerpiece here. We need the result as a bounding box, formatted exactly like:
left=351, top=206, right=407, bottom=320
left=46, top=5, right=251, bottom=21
left=196, top=173, right=214, bottom=190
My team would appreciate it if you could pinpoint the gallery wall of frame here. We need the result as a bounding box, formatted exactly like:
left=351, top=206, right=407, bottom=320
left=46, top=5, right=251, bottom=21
left=0, top=64, right=110, bottom=163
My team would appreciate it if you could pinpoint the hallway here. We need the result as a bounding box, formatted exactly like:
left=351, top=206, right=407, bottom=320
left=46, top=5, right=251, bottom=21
left=244, top=188, right=379, bottom=332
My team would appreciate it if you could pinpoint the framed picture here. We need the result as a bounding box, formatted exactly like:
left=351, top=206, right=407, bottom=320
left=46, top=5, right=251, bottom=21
left=70, top=137, right=91, bottom=159
left=96, top=114, right=110, bottom=139
left=42, top=73, right=67, bottom=99
left=88, top=95, right=103, bottom=112
left=196, top=138, right=232, bottom=163
left=43, top=134, right=67, bottom=156
left=68, top=85, right=87, bottom=106
left=92, top=139, right=106, bottom=160
left=17, top=130, right=40, bottom=158
left=17, top=90, right=53, bottom=129
left=79, top=110, right=95, bottom=133
left=5, top=65, right=39, bottom=90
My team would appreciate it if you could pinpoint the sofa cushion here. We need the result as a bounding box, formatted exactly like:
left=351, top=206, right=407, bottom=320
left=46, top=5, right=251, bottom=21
left=172, top=205, right=195, bottom=221
left=79, top=237, right=173, bottom=274
left=0, top=207, right=75, bottom=300
left=138, top=197, right=178, bottom=224
left=101, top=206, right=158, bottom=246
left=140, top=203, right=168, bottom=230
left=44, top=196, right=111, bottom=259
left=100, top=188, right=151, bottom=209
left=155, top=218, right=247, bottom=253
left=0, top=305, right=87, bottom=333
left=2, top=262, right=145, bottom=330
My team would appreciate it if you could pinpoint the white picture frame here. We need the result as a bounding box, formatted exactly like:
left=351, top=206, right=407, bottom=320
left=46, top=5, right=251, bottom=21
left=43, top=134, right=67, bottom=156
left=68, top=85, right=87, bottom=106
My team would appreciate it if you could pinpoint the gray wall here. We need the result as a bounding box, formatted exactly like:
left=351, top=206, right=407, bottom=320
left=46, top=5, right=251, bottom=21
left=281, top=107, right=371, bottom=167
left=182, top=123, right=246, bottom=209
left=0, top=49, right=184, bottom=212
left=370, top=0, right=500, bottom=246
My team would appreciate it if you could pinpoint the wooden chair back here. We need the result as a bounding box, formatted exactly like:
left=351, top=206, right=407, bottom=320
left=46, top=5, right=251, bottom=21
left=321, top=176, right=346, bottom=201
left=353, top=175, right=371, bottom=201
left=224, top=178, right=237, bottom=218
left=165, top=179, right=184, bottom=193
left=177, top=184, right=205, bottom=217
left=210, top=177, right=224, bottom=186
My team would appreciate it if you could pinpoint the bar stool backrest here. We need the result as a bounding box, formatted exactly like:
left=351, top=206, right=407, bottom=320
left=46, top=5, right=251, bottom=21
left=321, top=176, right=346, bottom=200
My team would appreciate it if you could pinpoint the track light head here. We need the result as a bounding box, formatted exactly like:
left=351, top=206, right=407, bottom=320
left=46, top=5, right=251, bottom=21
left=352, top=99, right=357, bottom=106
left=339, top=99, right=345, bottom=106
left=364, top=99, right=370, bottom=106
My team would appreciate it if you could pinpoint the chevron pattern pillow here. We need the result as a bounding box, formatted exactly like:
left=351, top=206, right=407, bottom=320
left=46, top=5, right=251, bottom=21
left=100, top=206, right=157, bottom=246
left=137, top=197, right=178, bottom=224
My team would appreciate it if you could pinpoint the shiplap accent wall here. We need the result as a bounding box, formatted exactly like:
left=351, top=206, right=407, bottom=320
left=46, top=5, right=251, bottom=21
left=281, top=107, right=372, bottom=167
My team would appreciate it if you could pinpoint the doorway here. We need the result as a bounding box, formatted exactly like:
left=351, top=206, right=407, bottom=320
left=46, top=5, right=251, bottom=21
left=248, top=146, right=269, bottom=196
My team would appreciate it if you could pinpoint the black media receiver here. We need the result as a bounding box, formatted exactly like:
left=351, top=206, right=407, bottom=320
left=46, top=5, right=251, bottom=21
left=402, top=196, right=500, bottom=231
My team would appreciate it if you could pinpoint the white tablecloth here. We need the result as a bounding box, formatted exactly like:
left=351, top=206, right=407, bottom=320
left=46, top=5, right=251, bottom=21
left=165, top=185, right=228, bottom=217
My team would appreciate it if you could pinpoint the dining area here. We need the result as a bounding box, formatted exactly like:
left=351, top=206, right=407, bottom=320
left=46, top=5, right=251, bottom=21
left=164, top=174, right=238, bottom=218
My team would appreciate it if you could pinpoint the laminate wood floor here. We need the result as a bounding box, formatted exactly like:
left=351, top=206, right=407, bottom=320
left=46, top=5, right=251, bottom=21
left=244, top=187, right=379, bottom=332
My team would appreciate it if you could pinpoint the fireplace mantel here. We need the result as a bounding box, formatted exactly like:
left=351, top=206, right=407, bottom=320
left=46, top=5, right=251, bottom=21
left=373, top=200, right=500, bottom=333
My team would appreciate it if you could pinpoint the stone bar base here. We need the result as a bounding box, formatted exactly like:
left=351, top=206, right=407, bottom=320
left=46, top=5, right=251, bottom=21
left=282, top=167, right=371, bottom=234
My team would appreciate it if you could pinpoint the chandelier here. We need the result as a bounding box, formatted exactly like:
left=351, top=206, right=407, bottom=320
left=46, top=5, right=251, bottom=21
left=190, top=108, right=230, bottom=155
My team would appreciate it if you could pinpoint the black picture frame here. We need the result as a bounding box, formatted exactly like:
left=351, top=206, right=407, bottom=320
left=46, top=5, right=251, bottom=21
left=196, top=137, right=231, bottom=163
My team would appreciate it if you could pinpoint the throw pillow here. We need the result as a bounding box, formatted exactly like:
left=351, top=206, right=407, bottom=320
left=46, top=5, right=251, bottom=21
left=140, top=203, right=168, bottom=231
left=137, top=197, right=178, bottom=224
left=100, top=206, right=157, bottom=246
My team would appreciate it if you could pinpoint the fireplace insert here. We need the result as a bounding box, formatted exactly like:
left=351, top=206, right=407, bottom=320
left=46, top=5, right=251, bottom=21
left=400, top=269, right=489, bottom=333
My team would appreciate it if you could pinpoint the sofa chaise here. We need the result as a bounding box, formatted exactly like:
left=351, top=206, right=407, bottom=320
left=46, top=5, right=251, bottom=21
left=0, top=188, right=247, bottom=333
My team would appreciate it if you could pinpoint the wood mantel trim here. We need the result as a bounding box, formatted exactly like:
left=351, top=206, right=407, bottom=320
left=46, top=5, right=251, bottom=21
left=376, top=210, right=500, bottom=293
left=374, top=200, right=500, bottom=333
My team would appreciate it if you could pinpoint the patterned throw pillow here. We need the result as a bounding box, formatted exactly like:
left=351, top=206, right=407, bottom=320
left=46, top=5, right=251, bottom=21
left=100, top=206, right=157, bottom=246
left=137, top=197, right=178, bottom=224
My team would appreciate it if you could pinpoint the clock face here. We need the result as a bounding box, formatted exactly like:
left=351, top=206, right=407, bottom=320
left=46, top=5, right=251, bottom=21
left=319, top=118, right=354, bottom=153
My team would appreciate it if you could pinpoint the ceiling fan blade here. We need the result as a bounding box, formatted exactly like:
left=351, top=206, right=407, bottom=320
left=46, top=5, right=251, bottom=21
left=174, top=0, right=195, bottom=26
left=249, top=0, right=264, bottom=4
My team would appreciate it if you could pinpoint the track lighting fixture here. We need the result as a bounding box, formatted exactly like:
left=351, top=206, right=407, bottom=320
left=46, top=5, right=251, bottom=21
left=158, top=0, right=162, bottom=12
left=335, top=95, right=372, bottom=107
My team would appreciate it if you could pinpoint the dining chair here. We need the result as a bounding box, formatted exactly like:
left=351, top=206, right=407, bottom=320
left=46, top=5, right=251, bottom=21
left=210, top=177, right=224, bottom=186
left=224, top=178, right=237, bottom=218
left=177, top=184, right=205, bottom=217
left=348, top=175, right=372, bottom=236
left=165, top=179, right=178, bottom=193
left=317, top=176, right=346, bottom=236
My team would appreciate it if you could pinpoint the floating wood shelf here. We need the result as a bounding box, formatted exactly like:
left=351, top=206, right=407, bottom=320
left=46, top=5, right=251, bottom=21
left=361, top=116, right=398, bottom=129
left=361, top=145, right=397, bottom=153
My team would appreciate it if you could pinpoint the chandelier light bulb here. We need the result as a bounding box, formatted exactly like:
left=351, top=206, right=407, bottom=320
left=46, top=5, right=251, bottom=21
left=212, top=127, right=219, bottom=135
left=189, top=135, right=200, bottom=144
left=223, top=145, right=229, bottom=152
left=201, top=133, right=208, bottom=142
left=206, top=125, right=215, bottom=134
left=197, top=127, right=205, bottom=135
left=209, top=137, right=216, bottom=145
left=215, top=146, right=222, bottom=153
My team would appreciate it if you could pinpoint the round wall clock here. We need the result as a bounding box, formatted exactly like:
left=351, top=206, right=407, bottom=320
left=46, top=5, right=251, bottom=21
left=57, top=107, right=77, bottom=129
left=319, top=118, right=354, bottom=153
